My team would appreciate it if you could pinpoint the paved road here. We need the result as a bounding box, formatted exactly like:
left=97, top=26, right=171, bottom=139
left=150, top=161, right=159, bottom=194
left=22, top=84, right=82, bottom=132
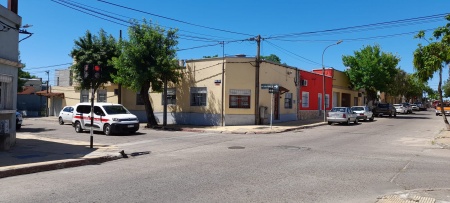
left=1, top=110, right=449, bottom=203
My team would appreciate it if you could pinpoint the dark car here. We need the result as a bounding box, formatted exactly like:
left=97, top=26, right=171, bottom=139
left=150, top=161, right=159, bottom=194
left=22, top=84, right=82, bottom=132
left=372, top=103, right=397, bottom=117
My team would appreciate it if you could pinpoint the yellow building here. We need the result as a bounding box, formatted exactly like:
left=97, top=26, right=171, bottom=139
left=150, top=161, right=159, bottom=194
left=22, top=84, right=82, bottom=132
left=331, top=69, right=364, bottom=107
left=48, top=56, right=299, bottom=126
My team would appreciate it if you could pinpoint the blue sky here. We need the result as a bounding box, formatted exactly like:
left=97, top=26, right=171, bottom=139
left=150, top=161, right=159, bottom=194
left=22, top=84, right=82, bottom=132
left=7, top=0, right=450, bottom=89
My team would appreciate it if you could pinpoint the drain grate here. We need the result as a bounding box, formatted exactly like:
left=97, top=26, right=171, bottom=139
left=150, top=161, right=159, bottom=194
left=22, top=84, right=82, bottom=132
left=228, top=146, right=245, bottom=149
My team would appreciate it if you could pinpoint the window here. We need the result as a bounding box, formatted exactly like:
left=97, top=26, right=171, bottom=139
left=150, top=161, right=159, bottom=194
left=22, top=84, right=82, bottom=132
left=162, top=88, right=176, bottom=105
left=80, top=90, right=89, bottom=103
left=302, top=92, right=309, bottom=108
left=284, top=93, right=293, bottom=109
left=0, top=75, right=12, bottom=110
left=190, top=87, right=207, bottom=106
left=97, top=89, right=107, bottom=102
left=229, top=89, right=251, bottom=108
left=325, top=94, right=330, bottom=108
left=136, top=92, right=144, bottom=105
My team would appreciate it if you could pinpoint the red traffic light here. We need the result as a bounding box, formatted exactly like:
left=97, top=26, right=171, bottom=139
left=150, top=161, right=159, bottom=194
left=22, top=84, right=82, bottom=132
left=94, top=65, right=100, bottom=72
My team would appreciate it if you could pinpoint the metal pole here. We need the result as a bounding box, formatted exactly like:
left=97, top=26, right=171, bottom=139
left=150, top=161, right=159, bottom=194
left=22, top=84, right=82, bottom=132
left=90, top=82, right=94, bottom=148
left=163, top=78, right=167, bottom=127
left=321, top=40, right=343, bottom=122
left=45, top=70, right=49, bottom=117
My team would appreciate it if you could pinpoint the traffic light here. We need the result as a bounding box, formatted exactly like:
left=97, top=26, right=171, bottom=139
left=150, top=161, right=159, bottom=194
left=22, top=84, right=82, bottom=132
left=94, top=65, right=101, bottom=79
left=83, top=64, right=92, bottom=79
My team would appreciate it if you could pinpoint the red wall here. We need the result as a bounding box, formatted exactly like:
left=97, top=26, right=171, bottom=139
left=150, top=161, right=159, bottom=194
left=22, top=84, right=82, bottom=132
left=298, top=69, right=333, bottom=110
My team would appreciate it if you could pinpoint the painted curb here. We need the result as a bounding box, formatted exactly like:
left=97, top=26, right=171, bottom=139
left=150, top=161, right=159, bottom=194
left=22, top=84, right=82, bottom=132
left=0, top=155, right=121, bottom=179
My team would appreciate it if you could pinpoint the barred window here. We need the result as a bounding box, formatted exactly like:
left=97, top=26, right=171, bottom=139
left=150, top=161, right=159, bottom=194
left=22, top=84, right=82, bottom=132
left=229, top=89, right=251, bottom=108
left=190, top=87, right=207, bottom=106
left=80, top=89, right=89, bottom=103
left=97, top=89, right=107, bottom=102
left=302, top=92, right=309, bottom=108
left=284, top=93, right=293, bottom=109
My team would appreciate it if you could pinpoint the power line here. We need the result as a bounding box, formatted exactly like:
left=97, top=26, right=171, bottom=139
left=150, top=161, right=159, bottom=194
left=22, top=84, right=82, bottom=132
left=24, top=63, right=72, bottom=70
left=264, top=40, right=321, bottom=66
left=57, top=0, right=235, bottom=42
left=266, top=13, right=448, bottom=40
left=96, top=0, right=254, bottom=37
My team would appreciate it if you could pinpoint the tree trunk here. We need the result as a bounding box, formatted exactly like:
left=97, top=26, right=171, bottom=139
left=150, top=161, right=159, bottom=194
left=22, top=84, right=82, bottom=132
left=437, top=67, right=450, bottom=130
left=365, top=89, right=377, bottom=107
left=140, top=82, right=158, bottom=128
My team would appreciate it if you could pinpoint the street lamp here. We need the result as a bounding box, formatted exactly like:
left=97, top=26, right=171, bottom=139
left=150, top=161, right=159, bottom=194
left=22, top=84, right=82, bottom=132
left=322, top=40, right=343, bottom=122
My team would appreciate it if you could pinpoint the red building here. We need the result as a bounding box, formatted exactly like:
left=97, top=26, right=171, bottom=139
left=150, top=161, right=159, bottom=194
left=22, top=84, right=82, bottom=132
left=298, top=69, right=333, bottom=119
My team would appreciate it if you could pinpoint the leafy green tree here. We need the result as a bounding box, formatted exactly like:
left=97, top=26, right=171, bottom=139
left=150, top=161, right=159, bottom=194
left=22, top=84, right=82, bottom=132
left=342, top=44, right=400, bottom=104
left=203, top=55, right=218, bottom=58
left=414, top=14, right=450, bottom=130
left=261, top=54, right=282, bottom=64
left=112, top=19, right=181, bottom=127
left=70, top=29, right=119, bottom=92
left=443, top=79, right=450, bottom=98
left=17, top=67, right=37, bottom=92
left=404, top=74, right=426, bottom=102
left=386, top=68, right=408, bottom=102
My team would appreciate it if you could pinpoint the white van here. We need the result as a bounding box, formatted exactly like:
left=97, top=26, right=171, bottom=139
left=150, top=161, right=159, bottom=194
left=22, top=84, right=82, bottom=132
left=72, top=103, right=139, bottom=135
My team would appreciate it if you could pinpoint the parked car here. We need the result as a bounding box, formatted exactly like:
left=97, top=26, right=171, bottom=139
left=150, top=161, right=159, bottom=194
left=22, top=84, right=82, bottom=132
left=414, top=102, right=427, bottom=111
left=372, top=103, right=397, bottom=117
left=402, top=103, right=413, bottom=114
left=410, top=104, right=419, bottom=111
left=58, top=106, right=74, bottom=125
left=351, top=106, right=374, bottom=121
left=393, top=103, right=408, bottom=114
left=327, top=107, right=358, bottom=125
left=72, top=103, right=139, bottom=135
left=16, top=111, right=23, bottom=130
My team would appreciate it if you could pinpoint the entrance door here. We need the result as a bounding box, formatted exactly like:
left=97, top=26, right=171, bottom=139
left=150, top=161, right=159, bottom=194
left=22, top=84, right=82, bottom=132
left=274, top=93, right=280, bottom=120
left=342, top=93, right=351, bottom=107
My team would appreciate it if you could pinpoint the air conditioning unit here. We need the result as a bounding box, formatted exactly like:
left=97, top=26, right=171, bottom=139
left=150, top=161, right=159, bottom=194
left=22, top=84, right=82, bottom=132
left=300, top=79, right=308, bottom=86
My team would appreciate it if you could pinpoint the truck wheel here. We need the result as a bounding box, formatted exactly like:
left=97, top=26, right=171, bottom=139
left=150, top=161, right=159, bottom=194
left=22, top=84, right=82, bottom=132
left=74, top=121, right=83, bottom=133
left=354, top=119, right=358, bottom=124
left=346, top=119, right=350, bottom=125
left=328, top=121, right=332, bottom=125
left=369, top=116, right=374, bottom=121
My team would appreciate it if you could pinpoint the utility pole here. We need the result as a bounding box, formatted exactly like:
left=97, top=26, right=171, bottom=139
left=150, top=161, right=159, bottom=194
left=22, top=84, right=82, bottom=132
left=221, top=41, right=225, bottom=126
left=254, top=35, right=261, bottom=125
left=118, top=30, right=122, bottom=104
left=45, top=70, right=49, bottom=117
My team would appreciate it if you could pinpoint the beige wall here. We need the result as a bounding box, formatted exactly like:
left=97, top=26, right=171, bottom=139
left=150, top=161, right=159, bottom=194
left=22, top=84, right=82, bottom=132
left=332, top=69, right=362, bottom=107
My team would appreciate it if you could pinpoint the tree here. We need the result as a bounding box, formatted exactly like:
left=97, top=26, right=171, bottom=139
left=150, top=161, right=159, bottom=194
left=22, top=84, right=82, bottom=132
left=112, top=19, right=181, bottom=127
left=386, top=68, right=408, bottom=102
left=443, top=79, right=450, bottom=98
left=203, top=55, right=218, bottom=58
left=17, top=67, right=37, bottom=92
left=342, top=44, right=400, bottom=104
left=261, top=54, right=282, bottom=64
left=414, top=14, right=450, bottom=130
left=70, top=29, right=119, bottom=92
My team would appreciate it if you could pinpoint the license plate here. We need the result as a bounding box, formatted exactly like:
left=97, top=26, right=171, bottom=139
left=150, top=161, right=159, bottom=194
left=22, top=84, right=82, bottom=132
left=128, top=124, right=134, bottom=128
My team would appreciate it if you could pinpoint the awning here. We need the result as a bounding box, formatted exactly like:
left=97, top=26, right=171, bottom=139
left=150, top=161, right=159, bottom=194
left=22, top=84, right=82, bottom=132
left=278, top=86, right=289, bottom=95
left=35, top=90, right=65, bottom=98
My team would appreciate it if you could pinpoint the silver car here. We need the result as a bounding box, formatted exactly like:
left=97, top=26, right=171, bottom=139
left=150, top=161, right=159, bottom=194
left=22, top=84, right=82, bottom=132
left=327, top=107, right=358, bottom=125
left=351, top=106, right=374, bottom=121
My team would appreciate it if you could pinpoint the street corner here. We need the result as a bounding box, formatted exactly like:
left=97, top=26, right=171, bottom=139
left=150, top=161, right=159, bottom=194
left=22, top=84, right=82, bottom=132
left=434, top=129, right=450, bottom=149
left=376, top=189, right=450, bottom=203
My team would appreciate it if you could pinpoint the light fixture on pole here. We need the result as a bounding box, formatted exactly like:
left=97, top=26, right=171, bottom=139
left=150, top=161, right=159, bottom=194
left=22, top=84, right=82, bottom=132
left=322, top=40, right=343, bottom=122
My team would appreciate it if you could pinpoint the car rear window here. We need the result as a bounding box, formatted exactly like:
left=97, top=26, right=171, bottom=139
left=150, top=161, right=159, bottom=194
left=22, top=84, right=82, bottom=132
left=331, top=108, right=346, bottom=112
left=351, top=107, right=364, bottom=111
left=378, top=104, right=389, bottom=108
left=76, top=105, right=91, bottom=114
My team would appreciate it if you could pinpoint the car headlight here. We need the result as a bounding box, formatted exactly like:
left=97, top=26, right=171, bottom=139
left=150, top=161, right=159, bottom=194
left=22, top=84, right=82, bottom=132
left=112, top=118, right=120, bottom=121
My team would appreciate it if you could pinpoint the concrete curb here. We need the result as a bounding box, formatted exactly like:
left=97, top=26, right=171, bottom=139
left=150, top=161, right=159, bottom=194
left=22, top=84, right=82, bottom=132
left=0, top=155, right=121, bottom=179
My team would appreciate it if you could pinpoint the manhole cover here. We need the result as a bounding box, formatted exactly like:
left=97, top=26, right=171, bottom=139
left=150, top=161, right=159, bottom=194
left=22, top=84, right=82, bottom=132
left=277, top=146, right=311, bottom=150
left=228, top=146, right=245, bottom=149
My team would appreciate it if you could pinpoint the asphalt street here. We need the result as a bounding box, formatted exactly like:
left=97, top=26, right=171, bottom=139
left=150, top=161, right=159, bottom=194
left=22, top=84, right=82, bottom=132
left=1, top=110, right=449, bottom=203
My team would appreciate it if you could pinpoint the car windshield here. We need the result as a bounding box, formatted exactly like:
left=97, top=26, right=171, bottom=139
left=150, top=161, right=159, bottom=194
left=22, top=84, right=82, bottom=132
left=103, top=105, right=130, bottom=115
left=331, top=108, right=346, bottom=112
left=393, top=104, right=401, bottom=107
left=378, top=104, right=389, bottom=108
left=351, top=107, right=364, bottom=111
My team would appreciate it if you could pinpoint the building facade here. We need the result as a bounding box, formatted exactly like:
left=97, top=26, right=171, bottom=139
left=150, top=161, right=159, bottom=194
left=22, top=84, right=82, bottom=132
left=298, top=69, right=333, bottom=119
left=0, top=3, right=21, bottom=150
